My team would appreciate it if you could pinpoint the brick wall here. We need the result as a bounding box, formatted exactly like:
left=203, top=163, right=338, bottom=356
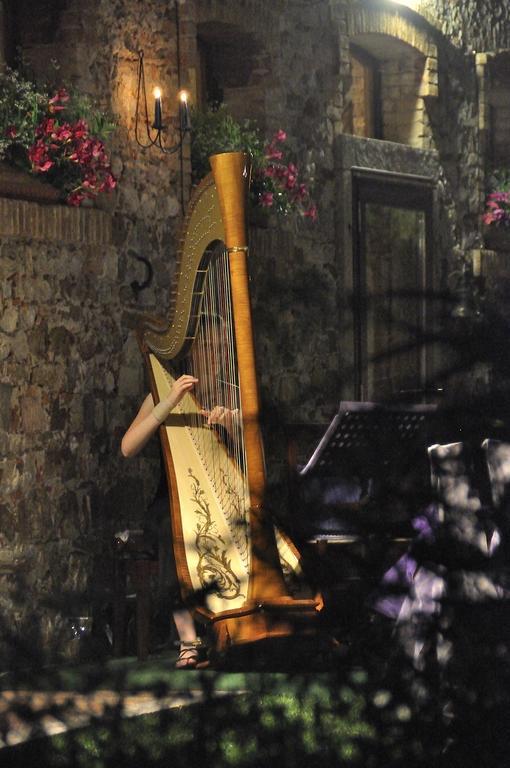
left=381, top=54, right=431, bottom=149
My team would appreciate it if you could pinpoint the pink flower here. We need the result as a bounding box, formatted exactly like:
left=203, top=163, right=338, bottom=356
left=24, top=85, right=116, bottom=208
left=270, top=164, right=287, bottom=181
left=67, top=190, right=85, bottom=206
left=91, top=139, right=104, bottom=159
left=265, top=145, right=283, bottom=161
left=53, top=123, right=73, bottom=142
left=303, top=204, right=318, bottom=222
left=28, top=139, right=53, bottom=171
left=488, top=191, right=510, bottom=203
left=48, top=89, right=70, bottom=113
left=99, top=173, right=117, bottom=192
left=82, top=174, right=97, bottom=190
left=49, top=88, right=70, bottom=104
left=5, top=125, right=17, bottom=139
left=73, top=119, right=89, bottom=140
left=296, top=183, right=308, bottom=200
left=35, top=118, right=56, bottom=137
left=285, top=163, right=298, bottom=190
left=255, top=130, right=317, bottom=222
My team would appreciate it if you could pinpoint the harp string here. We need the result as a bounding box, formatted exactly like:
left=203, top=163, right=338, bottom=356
left=177, top=248, right=249, bottom=564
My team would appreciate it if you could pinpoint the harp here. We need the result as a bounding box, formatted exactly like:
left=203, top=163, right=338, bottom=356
left=138, top=152, right=320, bottom=657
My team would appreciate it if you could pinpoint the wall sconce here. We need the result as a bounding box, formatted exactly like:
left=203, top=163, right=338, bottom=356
left=134, top=50, right=191, bottom=155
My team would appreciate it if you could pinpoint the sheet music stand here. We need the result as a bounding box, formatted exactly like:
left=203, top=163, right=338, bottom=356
left=294, top=401, right=437, bottom=544
left=300, top=401, right=437, bottom=477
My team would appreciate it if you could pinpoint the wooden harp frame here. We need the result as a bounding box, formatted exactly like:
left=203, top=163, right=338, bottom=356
left=138, top=152, right=320, bottom=655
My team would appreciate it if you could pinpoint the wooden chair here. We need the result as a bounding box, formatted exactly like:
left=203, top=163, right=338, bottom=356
left=112, top=529, right=159, bottom=661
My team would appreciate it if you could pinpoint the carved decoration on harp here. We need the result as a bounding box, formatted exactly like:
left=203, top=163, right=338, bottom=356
left=137, top=151, right=322, bottom=659
left=188, top=468, right=244, bottom=601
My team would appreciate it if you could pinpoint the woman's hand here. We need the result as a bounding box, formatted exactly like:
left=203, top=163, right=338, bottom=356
left=201, top=405, right=239, bottom=435
left=164, top=375, right=198, bottom=412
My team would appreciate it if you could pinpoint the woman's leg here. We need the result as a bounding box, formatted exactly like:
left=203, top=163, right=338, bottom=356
left=174, top=608, right=202, bottom=668
left=148, top=495, right=202, bottom=667
left=173, top=607, right=197, bottom=643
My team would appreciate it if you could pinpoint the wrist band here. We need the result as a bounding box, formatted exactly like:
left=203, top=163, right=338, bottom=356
left=152, top=400, right=171, bottom=424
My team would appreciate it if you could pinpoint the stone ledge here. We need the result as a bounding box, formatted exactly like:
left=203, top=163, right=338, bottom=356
left=0, top=197, right=112, bottom=245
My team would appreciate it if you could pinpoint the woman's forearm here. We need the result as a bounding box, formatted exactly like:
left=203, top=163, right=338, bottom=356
left=121, top=375, right=198, bottom=458
left=121, top=409, right=161, bottom=458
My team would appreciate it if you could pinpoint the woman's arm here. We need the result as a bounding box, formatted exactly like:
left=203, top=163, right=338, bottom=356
left=121, top=374, right=198, bottom=458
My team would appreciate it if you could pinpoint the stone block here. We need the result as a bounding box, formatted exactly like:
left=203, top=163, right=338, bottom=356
left=27, top=324, right=49, bottom=357
left=0, top=382, right=12, bottom=431
left=11, top=332, right=29, bottom=362
left=20, top=387, right=50, bottom=434
left=49, top=327, right=75, bottom=358
left=0, top=338, right=11, bottom=361
left=0, top=306, right=19, bottom=334
left=1, top=457, right=21, bottom=496
left=117, top=363, right=143, bottom=397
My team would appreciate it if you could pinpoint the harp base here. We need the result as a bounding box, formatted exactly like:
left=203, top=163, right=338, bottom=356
left=195, top=598, right=331, bottom=667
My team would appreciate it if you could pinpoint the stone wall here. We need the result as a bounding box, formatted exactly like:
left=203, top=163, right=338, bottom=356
left=417, top=0, right=510, bottom=51
left=0, top=199, right=144, bottom=656
left=0, top=0, right=199, bottom=658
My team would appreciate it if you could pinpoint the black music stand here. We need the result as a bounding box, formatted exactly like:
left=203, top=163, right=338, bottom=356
left=294, top=401, right=437, bottom=543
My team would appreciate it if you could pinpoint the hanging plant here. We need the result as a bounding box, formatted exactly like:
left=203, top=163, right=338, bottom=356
left=0, top=68, right=117, bottom=207
left=482, top=168, right=510, bottom=229
left=190, top=106, right=317, bottom=222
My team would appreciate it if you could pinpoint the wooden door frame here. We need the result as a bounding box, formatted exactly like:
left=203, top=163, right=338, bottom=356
left=351, top=167, right=435, bottom=401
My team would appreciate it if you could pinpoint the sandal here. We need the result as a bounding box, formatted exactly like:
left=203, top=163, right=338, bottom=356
left=175, top=640, right=201, bottom=669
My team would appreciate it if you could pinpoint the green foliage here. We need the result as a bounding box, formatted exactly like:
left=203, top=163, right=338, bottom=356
left=0, top=69, right=46, bottom=162
left=487, top=167, right=510, bottom=193
left=190, top=106, right=264, bottom=183
left=190, top=107, right=317, bottom=222
left=0, top=69, right=115, bottom=161
left=63, top=93, right=116, bottom=142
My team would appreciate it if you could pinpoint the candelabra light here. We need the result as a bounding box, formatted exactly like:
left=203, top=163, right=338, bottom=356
left=134, top=50, right=191, bottom=154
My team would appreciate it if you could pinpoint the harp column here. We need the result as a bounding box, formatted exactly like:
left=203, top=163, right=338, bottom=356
left=209, top=152, right=288, bottom=601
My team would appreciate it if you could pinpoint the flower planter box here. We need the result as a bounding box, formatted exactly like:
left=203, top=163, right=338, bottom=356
left=0, top=162, right=61, bottom=204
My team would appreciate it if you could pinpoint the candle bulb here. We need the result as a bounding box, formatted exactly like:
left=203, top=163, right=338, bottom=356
left=178, top=90, right=191, bottom=132
left=153, top=87, right=163, bottom=130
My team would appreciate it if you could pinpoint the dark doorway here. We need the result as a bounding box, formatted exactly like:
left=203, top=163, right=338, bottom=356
left=352, top=169, right=435, bottom=401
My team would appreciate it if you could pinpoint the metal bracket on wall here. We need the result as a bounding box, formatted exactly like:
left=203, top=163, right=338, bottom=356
left=130, top=253, right=153, bottom=297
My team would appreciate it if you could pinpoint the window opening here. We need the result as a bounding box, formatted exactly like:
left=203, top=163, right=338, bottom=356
left=352, top=171, right=434, bottom=401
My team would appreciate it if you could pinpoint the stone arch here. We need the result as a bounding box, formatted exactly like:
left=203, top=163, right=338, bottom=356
left=346, top=5, right=438, bottom=97
left=343, top=5, right=438, bottom=148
